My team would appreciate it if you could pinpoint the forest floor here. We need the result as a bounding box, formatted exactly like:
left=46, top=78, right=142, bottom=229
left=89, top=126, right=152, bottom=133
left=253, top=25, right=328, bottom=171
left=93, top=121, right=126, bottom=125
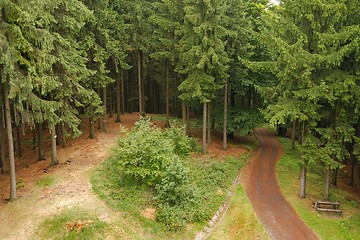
left=0, top=113, right=248, bottom=239
left=1, top=114, right=360, bottom=239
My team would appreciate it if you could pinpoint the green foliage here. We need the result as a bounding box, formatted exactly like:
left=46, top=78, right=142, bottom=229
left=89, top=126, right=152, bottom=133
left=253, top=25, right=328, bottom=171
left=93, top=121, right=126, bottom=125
left=38, top=208, right=107, bottom=240
left=92, top=118, right=249, bottom=231
left=163, top=124, right=192, bottom=157
left=214, top=107, right=264, bottom=135
left=155, top=159, right=191, bottom=206
left=36, top=175, right=57, bottom=188
left=178, top=0, right=229, bottom=103
left=16, top=178, right=25, bottom=189
left=112, top=118, right=176, bottom=186
left=277, top=136, right=360, bottom=240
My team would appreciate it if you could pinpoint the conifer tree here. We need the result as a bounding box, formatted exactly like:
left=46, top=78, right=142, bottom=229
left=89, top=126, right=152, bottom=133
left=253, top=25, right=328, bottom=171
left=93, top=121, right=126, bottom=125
left=178, top=0, right=229, bottom=154
left=150, top=0, right=185, bottom=127
left=261, top=0, right=360, bottom=198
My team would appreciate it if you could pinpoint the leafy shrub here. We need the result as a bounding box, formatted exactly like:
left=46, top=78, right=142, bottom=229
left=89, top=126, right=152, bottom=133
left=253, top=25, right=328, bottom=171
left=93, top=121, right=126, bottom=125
left=112, top=118, right=177, bottom=187
left=213, top=107, right=264, bottom=136
left=98, top=118, right=247, bottom=231
left=163, top=124, right=192, bottom=156
left=155, top=159, right=191, bottom=206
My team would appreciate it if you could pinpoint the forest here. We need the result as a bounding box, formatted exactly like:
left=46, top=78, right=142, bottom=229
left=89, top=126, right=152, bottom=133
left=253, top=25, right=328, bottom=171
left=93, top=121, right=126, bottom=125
left=1, top=0, right=360, bottom=228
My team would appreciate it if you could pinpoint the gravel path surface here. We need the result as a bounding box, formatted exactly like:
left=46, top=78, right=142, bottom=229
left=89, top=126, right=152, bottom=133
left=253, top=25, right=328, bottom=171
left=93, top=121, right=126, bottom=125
left=241, top=129, right=319, bottom=240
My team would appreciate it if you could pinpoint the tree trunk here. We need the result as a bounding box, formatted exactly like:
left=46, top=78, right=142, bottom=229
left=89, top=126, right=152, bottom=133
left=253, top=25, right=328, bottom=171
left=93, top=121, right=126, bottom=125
left=207, top=102, right=211, bottom=146
left=324, top=167, right=330, bottom=201
left=299, top=164, right=307, bottom=198
left=182, top=100, right=187, bottom=135
left=137, top=50, right=143, bottom=115
left=165, top=61, right=170, bottom=128
left=103, top=86, right=107, bottom=132
left=49, top=125, right=59, bottom=167
left=202, top=102, right=207, bottom=154
left=16, top=124, right=22, bottom=158
left=186, top=102, right=190, bottom=135
left=97, top=88, right=102, bottom=130
left=121, top=68, right=125, bottom=114
left=61, top=123, right=66, bottom=148
left=223, top=79, right=228, bottom=150
left=298, top=121, right=306, bottom=198
left=350, top=152, right=355, bottom=185
left=332, top=168, right=338, bottom=186
left=32, top=129, right=36, bottom=151
left=116, top=70, right=121, bottom=122
left=0, top=105, right=5, bottom=174
left=109, top=84, right=114, bottom=118
left=89, top=108, right=95, bottom=139
left=291, top=120, right=296, bottom=150
left=55, top=124, right=61, bottom=146
left=4, top=83, right=16, bottom=200
left=38, top=122, right=45, bottom=161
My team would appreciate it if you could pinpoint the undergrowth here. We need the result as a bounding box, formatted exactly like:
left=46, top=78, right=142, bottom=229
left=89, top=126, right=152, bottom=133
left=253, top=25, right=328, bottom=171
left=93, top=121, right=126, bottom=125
left=277, top=137, right=360, bottom=240
left=37, top=208, right=107, bottom=240
left=92, top=118, right=246, bottom=231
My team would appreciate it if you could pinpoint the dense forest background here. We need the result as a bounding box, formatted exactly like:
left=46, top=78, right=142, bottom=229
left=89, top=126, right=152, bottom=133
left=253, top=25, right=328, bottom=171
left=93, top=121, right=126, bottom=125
left=1, top=0, right=360, bottom=203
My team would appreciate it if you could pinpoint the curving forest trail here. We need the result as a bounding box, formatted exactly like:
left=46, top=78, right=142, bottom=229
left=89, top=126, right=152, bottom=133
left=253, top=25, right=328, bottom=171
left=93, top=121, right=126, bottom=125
left=241, top=129, right=319, bottom=240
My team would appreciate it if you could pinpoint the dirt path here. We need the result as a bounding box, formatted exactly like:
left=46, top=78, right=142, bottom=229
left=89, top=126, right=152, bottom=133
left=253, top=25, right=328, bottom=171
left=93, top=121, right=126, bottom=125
left=241, top=129, right=319, bottom=240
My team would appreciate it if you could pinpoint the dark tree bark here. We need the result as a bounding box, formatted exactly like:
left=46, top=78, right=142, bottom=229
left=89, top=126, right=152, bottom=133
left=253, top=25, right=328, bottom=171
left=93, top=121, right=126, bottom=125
left=49, top=124, right=59, bottom=167
left=55, top=124, right=61, bottom=146
left=97, top=88, right=102, bottom=130
left=116, top=70, right=121, bottom=122
left=16, top=124, right=22, bottom=158
left=223, top=79, right=228, bottom=150
left=165, top=61, right=170, bottom=127
left=0, top=105, right=5, bottom=174
left=137, top=50, right=143, bottom=115
left=103, top=86, right=107, bottom=132
left=207, top=102, right=211, bottom=146
left=299, top=165, right=307, bottom=198
left=182, top=100, right=187, bottom=135
left=350, top=152, right=355, bottom=185
left=202, top=102, right=207, bottom=154
left=38, top=122, right=45, bottom=161
left=324, top=167, right=331, bottom=201
left=332, top=168, right=338, bottom=186
left=89, top=116, right=95, bottom=139
left=61, top=123, right=66, bottom=148
left=32, top=129, right=36, bottom=151
left=291, top=120, right=296, bottom=150
left=298, top=121, right=306, bottom=198
left=121, top=69, right=125, bottom=114
left=108, top=84, right=114, bottom=118
left=4, top=83, right=16, bottom=200
left=186, top=102, right=190, bottom=135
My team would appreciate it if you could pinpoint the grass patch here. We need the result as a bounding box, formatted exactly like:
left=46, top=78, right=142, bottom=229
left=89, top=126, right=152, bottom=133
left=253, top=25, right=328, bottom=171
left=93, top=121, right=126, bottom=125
left=277, top=137, right=360, bottom=240
left=37, top=208, right=107, bottom=240
left=91, top=119, right=254, bottom=238
left=91, top=154, right=247, bottom=238
left=36, top=175, right=57, bottom=188
left=209, top=187, right=270, bottom=240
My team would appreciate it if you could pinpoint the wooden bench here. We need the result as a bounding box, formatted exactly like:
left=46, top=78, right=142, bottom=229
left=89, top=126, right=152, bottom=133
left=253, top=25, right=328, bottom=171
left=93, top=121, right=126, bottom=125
left=314, top=200, right=342, bottom=214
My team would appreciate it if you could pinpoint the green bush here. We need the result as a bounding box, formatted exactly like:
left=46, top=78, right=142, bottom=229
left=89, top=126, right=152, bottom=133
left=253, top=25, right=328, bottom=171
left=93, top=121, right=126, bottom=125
left=155, top=159, right=191, bottom=206
left=109, top=118, right=204, bottom=229
left=163, top=124, right=192, bottom=156
left=112, top=118, right=177, bottom=187
left=95, top=118, right=247, bottom=231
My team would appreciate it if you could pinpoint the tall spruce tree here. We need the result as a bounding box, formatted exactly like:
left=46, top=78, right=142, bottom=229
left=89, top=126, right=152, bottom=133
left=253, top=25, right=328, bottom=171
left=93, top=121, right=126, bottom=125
left=178, top=0, right=229, bottom=154
left=261, top=0, right=360, bottom=199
